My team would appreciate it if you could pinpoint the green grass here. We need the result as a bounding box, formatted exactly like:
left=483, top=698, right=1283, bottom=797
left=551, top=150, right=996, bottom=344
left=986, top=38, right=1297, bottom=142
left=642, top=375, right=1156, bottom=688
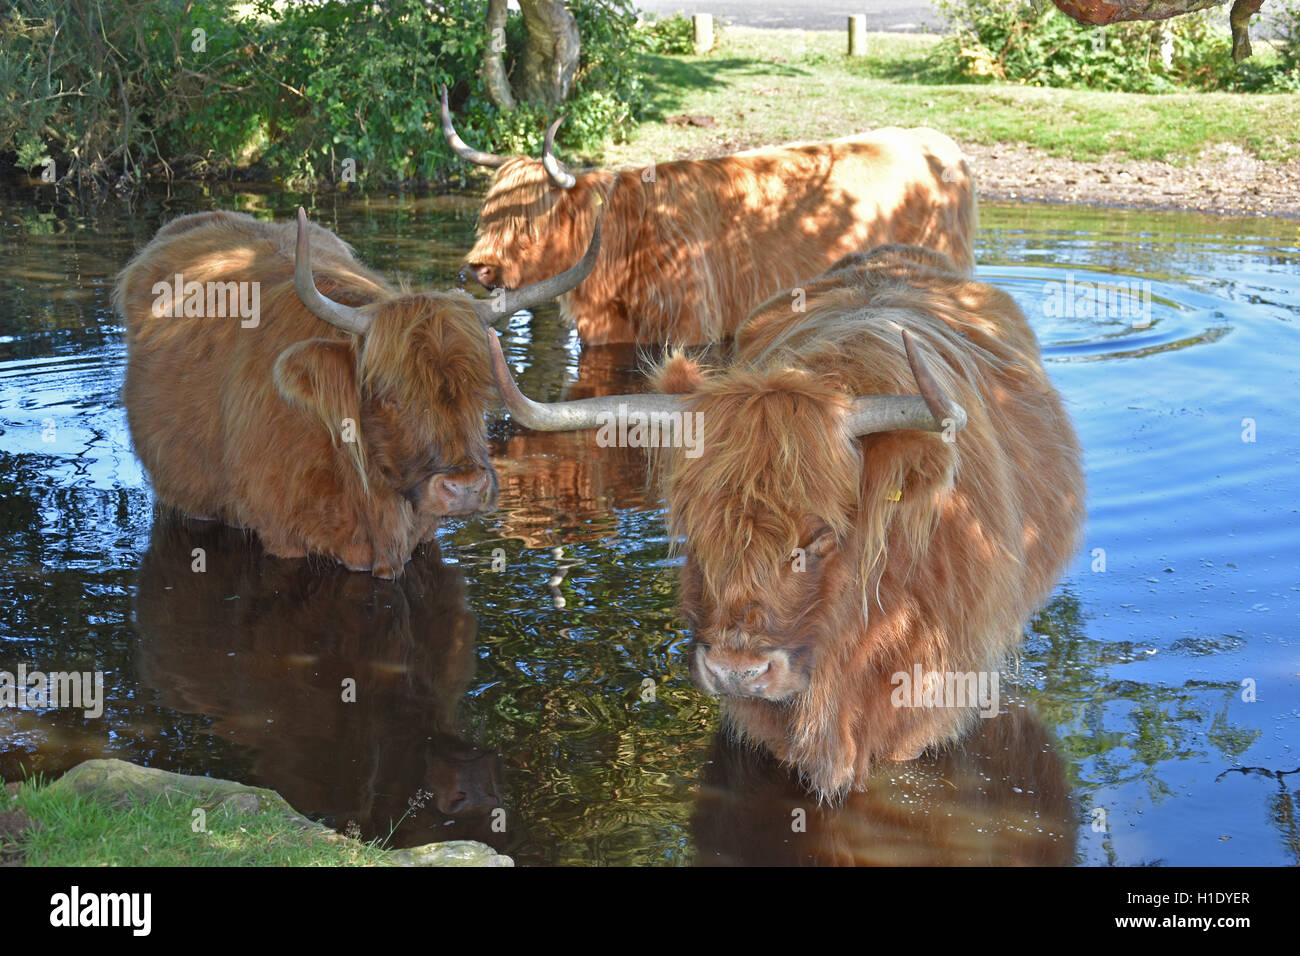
left=2, top=777, right=393, bottom=866
left=599, top=27, right=1300, bottom=166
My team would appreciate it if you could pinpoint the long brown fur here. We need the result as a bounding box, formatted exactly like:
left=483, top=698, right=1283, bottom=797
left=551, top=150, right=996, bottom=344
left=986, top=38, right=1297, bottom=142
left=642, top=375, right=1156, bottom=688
left=648, top=244, right=1086, bottom=801
left=467, top=129, right=977, bottom=345
left=114, top=210, right=497, bottom=577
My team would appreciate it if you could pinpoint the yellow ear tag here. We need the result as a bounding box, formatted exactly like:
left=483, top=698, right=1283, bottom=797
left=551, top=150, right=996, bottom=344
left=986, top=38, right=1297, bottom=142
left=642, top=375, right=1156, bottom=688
left=886, top=489, right=902, bottom=502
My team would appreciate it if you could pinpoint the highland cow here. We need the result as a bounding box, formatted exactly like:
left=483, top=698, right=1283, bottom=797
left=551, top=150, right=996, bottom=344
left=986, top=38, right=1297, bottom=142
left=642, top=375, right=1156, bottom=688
left=114, top=207, right=600, bottom=577
left=483, top=244, right=1086, bottom=801
left=442, top=87, right=976, bottom=345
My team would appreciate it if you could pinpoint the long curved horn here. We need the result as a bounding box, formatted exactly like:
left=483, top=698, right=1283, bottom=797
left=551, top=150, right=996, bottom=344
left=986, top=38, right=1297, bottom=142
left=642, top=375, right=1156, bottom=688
left=472, top=216, right=603, bottom=326
left=294, top=208, right=372, bottom=336
left=541, top=116, right=576, bottom=189
left=902, top=329, right=965, bottom=428
left=440, top=85, right=507, bottom=168
left=485, top=320, right=688, bottom=431
left=487, top=321, right=966, bottom=440
left=845, top=331, right=968, bottom=436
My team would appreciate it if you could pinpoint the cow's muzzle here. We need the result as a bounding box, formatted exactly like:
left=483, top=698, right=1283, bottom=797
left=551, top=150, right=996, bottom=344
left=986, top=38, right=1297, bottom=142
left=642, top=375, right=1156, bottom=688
left=468, top=263, right=502, bottom=290
left=430, top=466, right=497, bottom=516
left=691, top=643, right=808, bottom=700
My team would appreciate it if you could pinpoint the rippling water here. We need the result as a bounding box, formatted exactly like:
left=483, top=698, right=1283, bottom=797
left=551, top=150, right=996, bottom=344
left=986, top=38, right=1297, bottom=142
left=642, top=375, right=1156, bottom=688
left=0, top=186, right=1296, bottom=866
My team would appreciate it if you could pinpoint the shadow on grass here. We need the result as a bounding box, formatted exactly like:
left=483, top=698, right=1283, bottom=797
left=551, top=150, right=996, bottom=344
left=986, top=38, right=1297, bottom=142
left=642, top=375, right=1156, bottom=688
left=637, top=53, right=813, bottom=119
left=636, top=48, right=957, bottom=127
left=849, top=59, right=956, bottom=85
left=840, top=52, right=955, bottom=86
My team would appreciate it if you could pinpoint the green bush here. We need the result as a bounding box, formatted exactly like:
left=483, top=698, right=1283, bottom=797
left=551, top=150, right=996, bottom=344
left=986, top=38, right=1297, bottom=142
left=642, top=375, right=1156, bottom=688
left=0, top=0, right=651, bottom=190
left=636, top=11, right=696, bottom=55
left=931, top=0, right=1300, bottom=92
left=0, top=0, right=217, bottom=186
left=1265, top=0, right=1300, bottom=83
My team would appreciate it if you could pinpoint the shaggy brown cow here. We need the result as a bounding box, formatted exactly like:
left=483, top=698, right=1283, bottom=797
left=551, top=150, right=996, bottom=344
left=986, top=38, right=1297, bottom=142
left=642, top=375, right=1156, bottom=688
left=114, top=207, right=600, bottom=577
left=483, top=244, right=1086, bottom=801
left=442, top=88, right=976, bottom=346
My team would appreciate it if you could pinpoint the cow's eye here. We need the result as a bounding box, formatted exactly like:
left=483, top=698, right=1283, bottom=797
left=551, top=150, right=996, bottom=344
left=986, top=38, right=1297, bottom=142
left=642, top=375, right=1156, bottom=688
left=364, top=392, right=399, bottom=415
left=801, top=526, right=837, bottom=562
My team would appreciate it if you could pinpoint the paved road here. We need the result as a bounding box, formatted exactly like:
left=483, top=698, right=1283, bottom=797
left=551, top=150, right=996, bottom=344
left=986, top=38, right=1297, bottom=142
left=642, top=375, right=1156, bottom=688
left=635, top=0, right=945, bottom=33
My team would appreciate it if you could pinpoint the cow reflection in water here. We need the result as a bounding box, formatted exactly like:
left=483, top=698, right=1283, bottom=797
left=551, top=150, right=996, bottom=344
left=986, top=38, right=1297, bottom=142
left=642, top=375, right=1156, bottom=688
left=133, top=516, right=502, bottom=848
left=692, top=704, right=1075, bottom=866
left=491, top=342, right=671, bottom=549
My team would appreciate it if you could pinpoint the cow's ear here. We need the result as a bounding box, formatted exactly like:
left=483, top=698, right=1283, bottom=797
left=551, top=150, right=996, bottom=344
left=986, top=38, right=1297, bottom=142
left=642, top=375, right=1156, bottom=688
left=858, top=430, right=957, bottom=515
left=651, top=350, right=707, bottom=394
left=855, top=430, right=957, bottom=572
left=273, top=339, right=364, bottom=449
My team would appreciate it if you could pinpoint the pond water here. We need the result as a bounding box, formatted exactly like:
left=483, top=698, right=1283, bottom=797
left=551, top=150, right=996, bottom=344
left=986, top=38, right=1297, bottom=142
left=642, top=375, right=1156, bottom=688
left=0, top=184, right=1296, bottom=866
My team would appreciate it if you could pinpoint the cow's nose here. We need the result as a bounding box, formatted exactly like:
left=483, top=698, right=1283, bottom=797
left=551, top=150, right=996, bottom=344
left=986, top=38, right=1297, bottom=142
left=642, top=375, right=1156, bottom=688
left=700, top=647, right=778, bottom=697
left=438, top=790, right=470, bottom=815
left=469, top=263, right=500, bottom=289
left=431, top=469, right=495, bottom=515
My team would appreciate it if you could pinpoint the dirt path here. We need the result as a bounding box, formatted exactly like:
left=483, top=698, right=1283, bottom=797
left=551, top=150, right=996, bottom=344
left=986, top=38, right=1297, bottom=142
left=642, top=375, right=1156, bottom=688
left=961, top=141, right=1300, bottom=218
left=639, top=123, right=1300, bottom=219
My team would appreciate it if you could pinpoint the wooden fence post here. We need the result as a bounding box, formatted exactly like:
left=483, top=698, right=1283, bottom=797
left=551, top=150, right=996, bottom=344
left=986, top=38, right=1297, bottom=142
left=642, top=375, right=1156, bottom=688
left=848, top=14, right=867, bottom=56
left=693, top=14, right=714, bottom=55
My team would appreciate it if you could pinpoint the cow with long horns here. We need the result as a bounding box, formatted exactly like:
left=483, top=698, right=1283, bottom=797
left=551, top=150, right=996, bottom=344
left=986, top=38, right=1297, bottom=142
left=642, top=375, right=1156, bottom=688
left=483, top=244, right=1086, bottom=800
left=115, top=207, right=601, bottom=577
left=441, top=87, right=977, bottom=346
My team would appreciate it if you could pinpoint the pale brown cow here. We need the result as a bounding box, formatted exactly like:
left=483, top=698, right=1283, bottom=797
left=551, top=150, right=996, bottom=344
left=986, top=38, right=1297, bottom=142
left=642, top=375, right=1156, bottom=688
left=442, top=88, right=976, bottom=345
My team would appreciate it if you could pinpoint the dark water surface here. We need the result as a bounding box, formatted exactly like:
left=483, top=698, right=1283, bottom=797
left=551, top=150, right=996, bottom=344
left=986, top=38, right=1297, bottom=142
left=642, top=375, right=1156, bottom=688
left=1, top=185, right=1296, bottom=866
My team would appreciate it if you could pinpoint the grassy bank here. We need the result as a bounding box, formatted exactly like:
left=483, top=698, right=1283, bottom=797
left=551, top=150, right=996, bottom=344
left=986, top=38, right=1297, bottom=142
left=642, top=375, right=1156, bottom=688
left=1, top=775, right=390, bottom=866
left=600, top=27, right=1300, bottom=167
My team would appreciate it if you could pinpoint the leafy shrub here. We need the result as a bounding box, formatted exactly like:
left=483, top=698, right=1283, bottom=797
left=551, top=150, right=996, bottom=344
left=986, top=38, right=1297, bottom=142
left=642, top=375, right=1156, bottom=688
left=566, top=1, right=650, bottom=146
left=636, top=11, right=696, bottom=54
left=0, top=0, right=225, bottom=187
left=230, top=0, right=494, bottom=187
left=931, top=0, right=1300, bottom=92
left=1266, top=0, right=1300, bottom=80
left=0, top=0, right=652, bottom=190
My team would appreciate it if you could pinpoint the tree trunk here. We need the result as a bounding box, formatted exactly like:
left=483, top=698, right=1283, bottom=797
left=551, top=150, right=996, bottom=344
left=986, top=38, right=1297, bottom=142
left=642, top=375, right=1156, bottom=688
left=483, top=0, right=517, bottom=110
left=516, top=0, right=581, bottom=109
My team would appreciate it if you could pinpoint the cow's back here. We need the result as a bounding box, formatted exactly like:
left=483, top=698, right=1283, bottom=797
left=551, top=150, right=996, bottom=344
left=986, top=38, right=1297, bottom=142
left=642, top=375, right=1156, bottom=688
left=818, top=127, right=975, bottom=274
left=613, top=128, right=977, bottom=344
left=115, top=211, right=389, bottom=520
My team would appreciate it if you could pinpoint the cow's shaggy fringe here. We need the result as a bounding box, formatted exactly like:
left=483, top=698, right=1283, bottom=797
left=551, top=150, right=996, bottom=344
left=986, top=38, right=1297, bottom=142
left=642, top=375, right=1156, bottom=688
left=648, top=245, right=1085, bottom=800
left=467, top=128, right=977, bottom=345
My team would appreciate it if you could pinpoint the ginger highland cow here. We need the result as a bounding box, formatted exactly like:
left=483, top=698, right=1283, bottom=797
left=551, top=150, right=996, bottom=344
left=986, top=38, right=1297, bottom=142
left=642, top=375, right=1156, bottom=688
left=481, top=244, right=1085, bottom=800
